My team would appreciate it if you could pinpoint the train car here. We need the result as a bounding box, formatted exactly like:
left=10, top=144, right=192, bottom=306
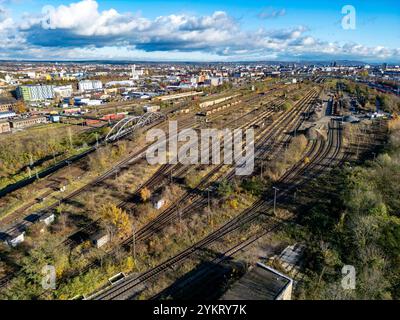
left=85, top=119, right=101, bottom=125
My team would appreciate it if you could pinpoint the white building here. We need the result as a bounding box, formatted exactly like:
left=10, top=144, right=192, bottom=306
left=78, top=80, right=103, bottom=92
left=54, top=85, right=73, bottom=98
left=86, top=100, right=103, bottom=106
left=105, top=80, right=134, bottom=87
left=130, top=65, right=144, bottom=80
left=143, top=105, right=160, bottom=113
left=210, top=77, right=223, bottom=87
left=26, top=71, right=36, bottom=79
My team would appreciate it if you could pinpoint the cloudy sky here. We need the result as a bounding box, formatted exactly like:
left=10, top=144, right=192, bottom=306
left=0, top=0, right=399, bottom=62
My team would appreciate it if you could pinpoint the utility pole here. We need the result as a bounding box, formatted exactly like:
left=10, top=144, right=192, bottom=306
left=273, top=187, right=279, bottom=216
left=131, top=223, right=136, bottom=263
left=207, top=189, right=211, bottom=212
left=177, top=202, right=182, bottom=234
left=66, top=160, right=72, bottom=180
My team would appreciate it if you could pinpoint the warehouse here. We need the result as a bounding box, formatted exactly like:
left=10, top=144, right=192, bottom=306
left=10, top=116, right=48, bottom=129
left=0, top=111, right=16, bottom=120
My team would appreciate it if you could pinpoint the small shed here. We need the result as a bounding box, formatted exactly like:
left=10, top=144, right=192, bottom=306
left=152, top=194, right=165, bottom=210
left=40, top=212, right=55, bottom=226
left=91, top=231, right=110, bottom=248
left=4, top=231, right=26, bottom=247
left=143, top=105, right=160, bottom=113
left=50, top=115, right=60, bottom=123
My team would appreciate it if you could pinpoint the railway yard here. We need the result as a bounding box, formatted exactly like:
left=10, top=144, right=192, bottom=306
left=0, top=78, right=396, bottom=300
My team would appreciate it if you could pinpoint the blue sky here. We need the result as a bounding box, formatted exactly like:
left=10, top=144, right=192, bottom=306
left=0, top=0, right=399, bottom=61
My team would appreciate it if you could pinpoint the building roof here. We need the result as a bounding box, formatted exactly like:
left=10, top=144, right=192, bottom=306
left=0, top=97, right=17, bottom=105
left=10, top=116, right=46, bottom=123
left=91, top=230, right=109, bottom=242
left=221, top=263, right=291, bottom=300
left=0, top=111, right=16, bottom=119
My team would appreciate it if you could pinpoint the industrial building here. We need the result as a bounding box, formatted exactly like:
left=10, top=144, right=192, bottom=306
left=10, top=116, right=48, bottom=129
left=0, top=111, right=16, bottom=120
left=16, top=85, right=55, bottom=101
left=105, top=80, right=134, bottom=88
left=78, top=80, right=103, bottom=92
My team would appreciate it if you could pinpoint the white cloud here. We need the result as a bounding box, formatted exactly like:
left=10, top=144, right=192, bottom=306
left=0, top=0, right=397, bottom=62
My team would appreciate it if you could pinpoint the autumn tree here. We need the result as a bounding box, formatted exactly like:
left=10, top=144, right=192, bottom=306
left=14, top=100, right=27, bottom=114
left=99, top=203, right=131, bottom=237
left=140, top=187, right=151, bottom=202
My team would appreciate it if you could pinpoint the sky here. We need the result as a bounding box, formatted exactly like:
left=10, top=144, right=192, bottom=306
left=0, top=0, right=399, bottom=62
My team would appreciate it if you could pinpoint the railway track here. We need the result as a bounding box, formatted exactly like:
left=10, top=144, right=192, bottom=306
left=0, top=89, right=282, bottom=290
left=0, top=87, right=306, bottom=293
left=87, top=89, right=328, bottom=298
left=104, top=89, right=316, bottom=249
left=58, top=95, right=281, bottom=246
left=89, top=117, right=342, bottom=300
left=1, top=91, right=268, bottom=234
left=52, top=98, right=284, bottom=274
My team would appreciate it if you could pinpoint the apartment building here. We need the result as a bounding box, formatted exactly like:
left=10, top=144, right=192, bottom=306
left=17, top=85, right=55, bottom=101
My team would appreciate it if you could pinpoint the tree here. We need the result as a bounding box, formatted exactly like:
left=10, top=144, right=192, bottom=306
left=14, top=100, right=27, bottom=114
left=216, top=180, right=233, bottom=198
left=140, top=187, right=151, bottom=202
left=99, top=204, right=131, bottom=237
left=240, top=177, right=264, bottom=196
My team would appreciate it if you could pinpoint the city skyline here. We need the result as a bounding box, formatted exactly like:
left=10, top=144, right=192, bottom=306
left=0, top=0, right=399, bottom=62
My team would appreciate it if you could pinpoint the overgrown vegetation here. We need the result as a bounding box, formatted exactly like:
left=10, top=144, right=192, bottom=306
left=0, top=125, right=108, bottom=189
left=338, top=79, right=400, bottom=113
left=290, top=119, right=400, bottom=300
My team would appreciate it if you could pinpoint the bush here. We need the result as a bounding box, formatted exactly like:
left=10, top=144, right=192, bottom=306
left=240, top=177, right=264, bottom=196
left=216, top=180, right=234, bottom=198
